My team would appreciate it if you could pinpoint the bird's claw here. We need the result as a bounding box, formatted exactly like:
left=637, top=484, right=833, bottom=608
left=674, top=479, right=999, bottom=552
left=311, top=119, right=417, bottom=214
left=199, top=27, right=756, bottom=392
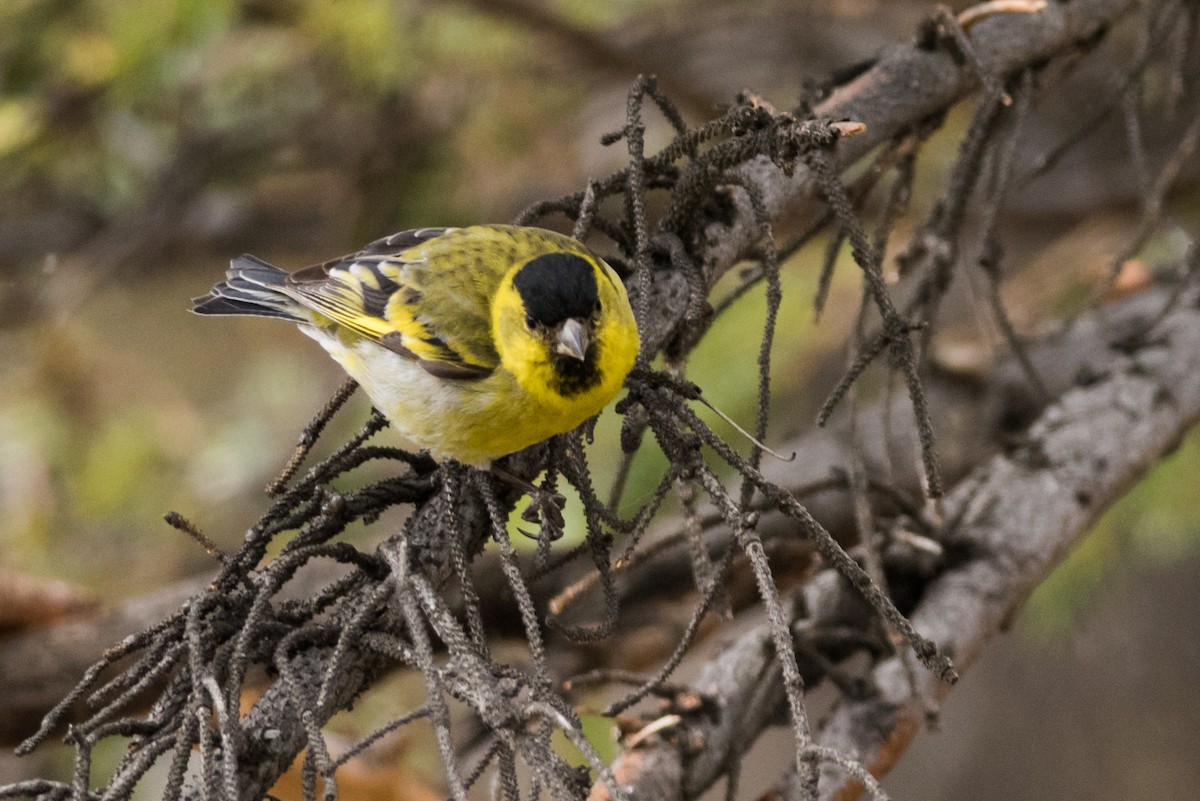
left=522, top=490, right=566, bottom=533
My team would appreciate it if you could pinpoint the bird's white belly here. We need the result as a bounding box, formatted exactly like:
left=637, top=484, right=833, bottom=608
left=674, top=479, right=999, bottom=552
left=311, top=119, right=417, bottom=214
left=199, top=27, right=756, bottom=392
left=300, top=326, right=567, bottom=466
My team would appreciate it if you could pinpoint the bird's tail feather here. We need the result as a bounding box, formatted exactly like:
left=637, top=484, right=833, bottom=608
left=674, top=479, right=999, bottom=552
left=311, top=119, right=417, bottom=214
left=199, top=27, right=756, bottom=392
left=192, top=255, right=306, bottom=322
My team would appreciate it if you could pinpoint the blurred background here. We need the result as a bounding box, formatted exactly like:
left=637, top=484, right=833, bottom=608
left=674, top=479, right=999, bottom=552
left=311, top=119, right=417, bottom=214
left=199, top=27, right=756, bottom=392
left=1, top=0, right=1198, bottom=798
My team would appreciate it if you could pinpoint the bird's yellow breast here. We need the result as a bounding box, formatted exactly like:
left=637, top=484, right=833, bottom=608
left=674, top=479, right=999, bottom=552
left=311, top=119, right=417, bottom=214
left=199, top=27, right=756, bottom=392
left=305, top=324, right=634, bottom=466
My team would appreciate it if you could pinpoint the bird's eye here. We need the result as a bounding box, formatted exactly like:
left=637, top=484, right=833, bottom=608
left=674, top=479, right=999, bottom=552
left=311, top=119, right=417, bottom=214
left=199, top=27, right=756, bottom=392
left=525, top=314, right=537, bottom=329
left=593, top=300, right=602, bottom=315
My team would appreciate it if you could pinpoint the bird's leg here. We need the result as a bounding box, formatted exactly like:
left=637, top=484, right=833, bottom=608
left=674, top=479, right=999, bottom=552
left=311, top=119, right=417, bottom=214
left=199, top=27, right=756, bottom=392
left=488, top=462, right=566, bottom=532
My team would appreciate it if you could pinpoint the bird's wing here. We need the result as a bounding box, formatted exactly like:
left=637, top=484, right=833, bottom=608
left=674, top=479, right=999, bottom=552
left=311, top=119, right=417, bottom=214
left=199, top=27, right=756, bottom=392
left=283, top=227, right=501, bottom=379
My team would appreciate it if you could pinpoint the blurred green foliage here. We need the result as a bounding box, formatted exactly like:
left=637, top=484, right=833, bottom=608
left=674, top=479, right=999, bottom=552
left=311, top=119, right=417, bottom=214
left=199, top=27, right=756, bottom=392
left=1, top=0, right=687, bottom=598
left=0, top=0, right=672, bottom=249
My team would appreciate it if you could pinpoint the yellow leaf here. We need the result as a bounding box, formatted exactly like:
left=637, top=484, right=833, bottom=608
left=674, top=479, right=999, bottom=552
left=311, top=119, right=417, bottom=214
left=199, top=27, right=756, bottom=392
left=0, top=98, right=40, bottom=155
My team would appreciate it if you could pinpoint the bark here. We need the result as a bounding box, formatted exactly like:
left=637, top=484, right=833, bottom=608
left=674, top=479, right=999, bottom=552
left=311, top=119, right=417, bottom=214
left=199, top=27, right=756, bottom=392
left=595, top=279, right=1200, bottom=799
left=802, top=293, right=1200, bottom=800
left=698, top=0, right=1138, bottom=285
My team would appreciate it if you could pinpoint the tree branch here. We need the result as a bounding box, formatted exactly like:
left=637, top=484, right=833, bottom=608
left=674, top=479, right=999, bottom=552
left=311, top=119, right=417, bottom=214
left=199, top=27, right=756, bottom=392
left=593, top=277, right=1200, bottom=800
left=697, top=0, right=1137, bottom=284
left=797, top=290, right=1200, bottom=800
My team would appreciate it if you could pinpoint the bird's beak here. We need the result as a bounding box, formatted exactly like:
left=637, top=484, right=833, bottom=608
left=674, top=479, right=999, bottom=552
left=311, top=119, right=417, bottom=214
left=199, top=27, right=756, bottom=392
left=554, top=318, right=590, bottom=361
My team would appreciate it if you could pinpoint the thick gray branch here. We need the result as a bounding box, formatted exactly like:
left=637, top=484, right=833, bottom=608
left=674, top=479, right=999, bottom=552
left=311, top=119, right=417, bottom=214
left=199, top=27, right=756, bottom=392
left=699, top=0, right=1137, bottom=282
left=594, top=278, right=1200, bottom=800
left=795, top=293, right=1200, bottom=801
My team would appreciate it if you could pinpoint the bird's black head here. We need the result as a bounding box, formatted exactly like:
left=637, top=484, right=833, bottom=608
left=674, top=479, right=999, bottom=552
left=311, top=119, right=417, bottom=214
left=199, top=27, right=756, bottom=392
left=512, top=253, right=599, bottom=328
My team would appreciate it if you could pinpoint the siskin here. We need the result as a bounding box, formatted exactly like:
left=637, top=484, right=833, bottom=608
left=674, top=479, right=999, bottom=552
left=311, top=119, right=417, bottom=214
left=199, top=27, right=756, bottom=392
left=192, top=225, right=639, bottom=469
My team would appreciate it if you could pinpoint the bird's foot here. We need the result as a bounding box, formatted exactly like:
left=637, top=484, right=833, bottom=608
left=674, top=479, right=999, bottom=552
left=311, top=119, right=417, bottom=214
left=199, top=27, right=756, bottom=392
left=489, top=463, right=566, bottom=532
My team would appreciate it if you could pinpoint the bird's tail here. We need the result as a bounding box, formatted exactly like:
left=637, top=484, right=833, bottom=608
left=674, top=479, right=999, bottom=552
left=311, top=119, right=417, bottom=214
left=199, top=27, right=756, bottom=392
left=192, top=255, right=306, bottom=322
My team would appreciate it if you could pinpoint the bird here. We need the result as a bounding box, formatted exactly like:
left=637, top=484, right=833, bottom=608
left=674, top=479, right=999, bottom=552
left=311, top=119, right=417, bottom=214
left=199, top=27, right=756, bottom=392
left=192, top=225, right=640, bottom=470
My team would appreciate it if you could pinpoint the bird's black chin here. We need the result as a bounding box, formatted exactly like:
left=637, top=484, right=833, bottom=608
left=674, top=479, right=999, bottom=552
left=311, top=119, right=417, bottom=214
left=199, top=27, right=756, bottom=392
left=548, top=345, right=603, bottom=398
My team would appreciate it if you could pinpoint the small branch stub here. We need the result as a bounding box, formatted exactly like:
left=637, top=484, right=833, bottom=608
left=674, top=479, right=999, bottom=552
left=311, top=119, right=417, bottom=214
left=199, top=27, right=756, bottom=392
left=831, top=121, right=868, bottom=138
left=958, top=0, right=1048, bottom=31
